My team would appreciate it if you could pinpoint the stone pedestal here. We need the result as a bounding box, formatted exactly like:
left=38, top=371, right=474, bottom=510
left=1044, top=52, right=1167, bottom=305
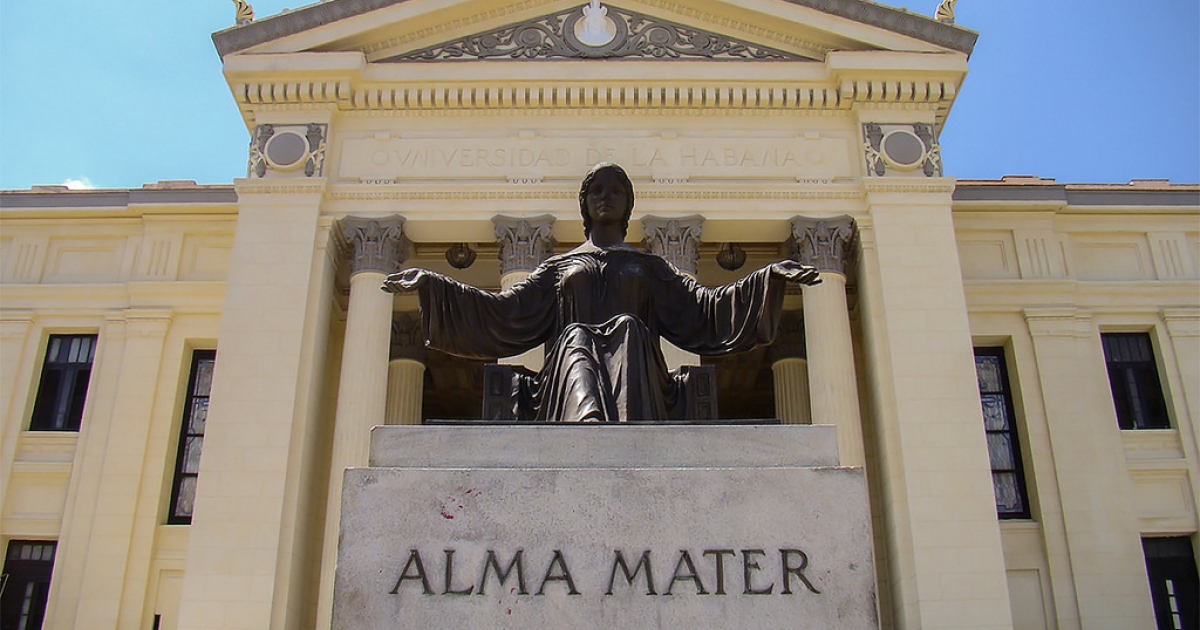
left=331, top=425, right=877, bottom=630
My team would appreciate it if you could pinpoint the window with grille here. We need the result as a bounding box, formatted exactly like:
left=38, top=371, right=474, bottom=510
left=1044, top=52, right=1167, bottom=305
left=168, top=350, right=215, bottom=524
left=1143, top=537, right=1199, bottom=630
left=0, top=541, right=56, bottom=630
left=974, top=348, right=1031, bottom=519
left=29, top=335, right=96, bottom=431
left=1102, top=333, right=1170, bottom=430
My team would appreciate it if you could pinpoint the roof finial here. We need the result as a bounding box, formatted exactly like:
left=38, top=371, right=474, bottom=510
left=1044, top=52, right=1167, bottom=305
left=233, top=0, right=255, bottom=25
left=935, top=0, right=956, bottom=24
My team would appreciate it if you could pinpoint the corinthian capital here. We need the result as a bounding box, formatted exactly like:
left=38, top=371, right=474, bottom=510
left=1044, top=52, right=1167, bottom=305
left=493, top=215, right=556, bottom=277
left=790, top=215, right=857, bottom=276
left=339, top=215, right=410, bottom=276
left=641, top=215, right=704, bottom=277
left=391, top=311, right=425, bottom=363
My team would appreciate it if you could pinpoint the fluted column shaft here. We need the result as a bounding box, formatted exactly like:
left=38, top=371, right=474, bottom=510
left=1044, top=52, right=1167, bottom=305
left=772, top=358, right=811, bottom=425
left=792, top=215, right=864, bottom=466
left=386, top=311, right=425, bottom=426
left=386, top=359, right=425, bottom=425
left=802, top=274, right=864, bottom=465
left=317, top=215, right=408, bottom=630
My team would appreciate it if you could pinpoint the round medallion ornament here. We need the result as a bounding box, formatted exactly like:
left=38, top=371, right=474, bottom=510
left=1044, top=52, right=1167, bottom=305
left=563, top=1, right=628, bottom=56
left=264, top=131, right=310, bottom=171
left=880, top=129, right=928, bottom=171
left=574, top=0, right=617, bottom=47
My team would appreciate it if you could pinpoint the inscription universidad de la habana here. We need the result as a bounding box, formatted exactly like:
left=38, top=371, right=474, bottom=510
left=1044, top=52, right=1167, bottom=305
left=341, top=136, right=851, bottom=180
left=389, top=548, right=822, bottom=597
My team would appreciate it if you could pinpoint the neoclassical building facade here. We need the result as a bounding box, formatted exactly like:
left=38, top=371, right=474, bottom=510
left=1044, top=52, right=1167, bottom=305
left=1, top=1, right=1197, bottom=629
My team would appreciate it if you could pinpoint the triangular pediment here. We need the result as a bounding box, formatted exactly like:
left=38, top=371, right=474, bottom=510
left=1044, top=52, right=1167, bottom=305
left=213, top=0, right=977, bottom=62
left=380, top=3, right=812, bottom=62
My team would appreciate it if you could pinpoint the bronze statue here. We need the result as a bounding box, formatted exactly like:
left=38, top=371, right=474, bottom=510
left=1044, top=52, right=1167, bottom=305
left=383, top=163, right=820, bottom=422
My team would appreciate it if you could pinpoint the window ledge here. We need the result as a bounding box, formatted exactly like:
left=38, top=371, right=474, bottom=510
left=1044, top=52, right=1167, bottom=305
left=1122, top=429, right=1184, bottom=461
left=15, top=431, right=79, bottom=464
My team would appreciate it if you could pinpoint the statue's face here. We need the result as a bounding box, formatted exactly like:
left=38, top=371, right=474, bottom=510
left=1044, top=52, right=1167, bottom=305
left=584, top=170, right=631, bottom=227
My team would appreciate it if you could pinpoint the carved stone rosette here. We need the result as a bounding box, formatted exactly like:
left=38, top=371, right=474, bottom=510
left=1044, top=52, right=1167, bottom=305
left=790, top=215, right=857, bottom=276
left=339, top=215, right=410, bottom=276
left=390, top=311, right=425, bottom=363
left=493, top=215, right=556, bottom=277
left=641, top=215, right=704, bottom=277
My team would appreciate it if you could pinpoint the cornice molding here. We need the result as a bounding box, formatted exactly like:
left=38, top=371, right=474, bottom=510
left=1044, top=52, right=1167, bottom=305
left=212, top=0, right=976, bottom=59
left=229, top=79, right=957, bottom=115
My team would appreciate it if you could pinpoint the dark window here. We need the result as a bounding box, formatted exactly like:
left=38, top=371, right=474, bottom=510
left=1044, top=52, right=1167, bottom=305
left=1143, top=537, right=1199, bottom=630
left=1103, top=333, right=1171, bottom=430
left=974, top=348, right=1031, bottom=519
left=168, top=350, right=215, bottom=524
left=0, top=541, right=56, bottom=630
left=29, top=335, right=96, bottom=431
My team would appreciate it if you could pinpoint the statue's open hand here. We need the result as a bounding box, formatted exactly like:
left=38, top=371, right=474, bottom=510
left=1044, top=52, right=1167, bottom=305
left=770, top=260, right=822, bottom=286
left=382, top=268, right=430, bottom=294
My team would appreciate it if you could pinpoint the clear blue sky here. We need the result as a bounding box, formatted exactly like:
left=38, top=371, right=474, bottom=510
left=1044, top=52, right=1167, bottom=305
left=1, top=0, right=1197, bottom=190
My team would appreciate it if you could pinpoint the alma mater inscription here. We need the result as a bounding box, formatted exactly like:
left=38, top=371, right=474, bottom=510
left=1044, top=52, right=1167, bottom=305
left=390, top=548, right=822, bottom=597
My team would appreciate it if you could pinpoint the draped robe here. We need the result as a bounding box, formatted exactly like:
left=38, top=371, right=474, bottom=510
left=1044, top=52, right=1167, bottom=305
left=415, top=242, right=789, bottom=422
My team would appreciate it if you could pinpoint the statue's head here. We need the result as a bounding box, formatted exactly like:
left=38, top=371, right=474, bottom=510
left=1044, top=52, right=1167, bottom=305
left=579, top=162, right=634, bottom=239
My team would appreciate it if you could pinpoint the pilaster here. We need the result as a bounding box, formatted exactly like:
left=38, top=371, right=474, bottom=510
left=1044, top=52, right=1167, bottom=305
left=1022, top=308, right=1157, bottom=629
left=856, top=181, right=1014, bottom=630
left=0, top=311, right=35, bottom=526
left=45, top=315, right=128, bottom=630
left=1162, top=308, right=1200, bottom=450
left=177, top=180, right=330, bottom=630
left=78, top=311, right=173, bottom=629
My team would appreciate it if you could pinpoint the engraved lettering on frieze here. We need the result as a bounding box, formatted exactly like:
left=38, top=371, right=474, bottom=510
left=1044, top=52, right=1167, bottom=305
left=641, top=215, right=703, bottom=277
left=389, top=547, right=821, bottom=598
left=383, top=3, right=800, bottom=61
left=341, top=136, right=852, bottom=181
left=339, top=215, right=410, bottom=276
left=790, top=215, right=857, bottom=276
left=494, top=215, right=556, bottom=276
left=248, top=123, right=328, bottom=178
left=862, top=123, right=941, bottom=177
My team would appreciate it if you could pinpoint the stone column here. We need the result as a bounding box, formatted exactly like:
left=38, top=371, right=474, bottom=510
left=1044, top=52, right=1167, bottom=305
left=316, top=216, right=409, bottom=629
left=642, top=215, right=704, bottom=371
left=768, top=311, right=811, bottom=425
left=493, top=215, right=555, bottom=371
left=387, top=312, right=425, bottom=426
left=790, top=215, right=864, bottom=466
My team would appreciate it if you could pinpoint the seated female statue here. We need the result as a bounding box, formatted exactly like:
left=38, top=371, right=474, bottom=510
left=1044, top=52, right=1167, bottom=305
left=382, top=163, right=820, bottom=422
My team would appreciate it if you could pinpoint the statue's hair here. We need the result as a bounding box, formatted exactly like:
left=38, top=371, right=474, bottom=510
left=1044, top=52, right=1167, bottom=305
left=579, top=162, right=635, bottom=239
